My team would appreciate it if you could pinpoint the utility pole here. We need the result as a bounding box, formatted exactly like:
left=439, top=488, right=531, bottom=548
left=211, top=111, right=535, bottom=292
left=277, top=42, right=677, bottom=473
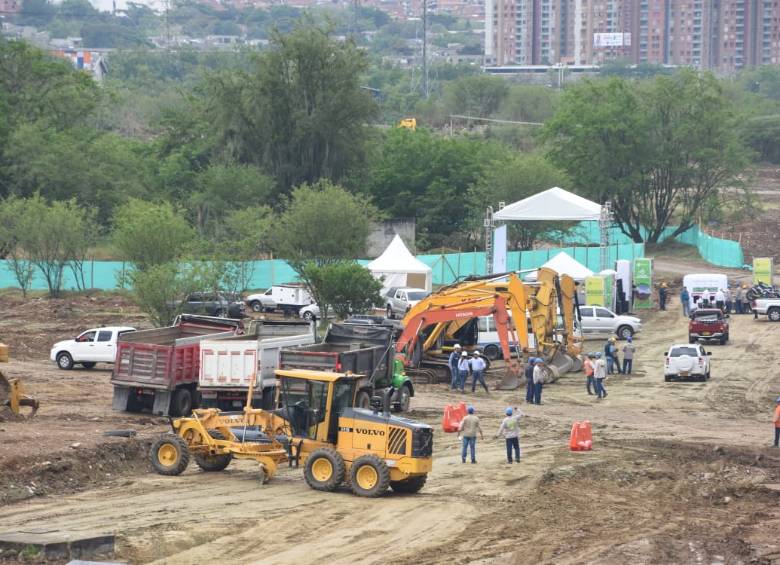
left=422, top=0, right=429, bottom=99
left=599, top=200, right=613, bottom=272
left=484, top=206, right=495, bottom=275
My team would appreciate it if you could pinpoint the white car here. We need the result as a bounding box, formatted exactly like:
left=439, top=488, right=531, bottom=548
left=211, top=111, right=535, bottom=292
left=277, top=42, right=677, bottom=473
left=50, top=326, right=136, bottom=370
left=664, top=343, right=712, bottom=382
left=385, top=287, right=430, bottom=318
left=577, top=306, right=642, bottom=340
left=299, top=303, right=320, bottom=322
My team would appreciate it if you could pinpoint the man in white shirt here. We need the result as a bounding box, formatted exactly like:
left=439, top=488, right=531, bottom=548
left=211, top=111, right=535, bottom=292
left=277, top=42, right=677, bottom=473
left=593, top=352, right=608, bottom=399
left=715, top=288, right=726, bottom=312
left=469, top=351, right=488, bottom=393
left=532, top=359, right=546, bottom=405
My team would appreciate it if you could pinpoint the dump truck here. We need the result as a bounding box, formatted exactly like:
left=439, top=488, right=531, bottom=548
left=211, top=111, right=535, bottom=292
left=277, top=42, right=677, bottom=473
left=111, top=315, right=241, bottom=416
left=198, top=319, right=315, bottom=410
left=279, top=322, right=415, bottom=412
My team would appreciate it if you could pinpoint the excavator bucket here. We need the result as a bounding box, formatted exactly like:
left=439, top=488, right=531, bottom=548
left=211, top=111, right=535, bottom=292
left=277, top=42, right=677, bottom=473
left=0, top=371, right=39, bottom=422
left=496, top=361, right=521, bottom=390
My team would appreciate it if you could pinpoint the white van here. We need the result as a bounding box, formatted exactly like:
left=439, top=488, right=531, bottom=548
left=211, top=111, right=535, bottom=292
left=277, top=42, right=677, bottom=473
left=476, top=315, right=534, bottom=360
left=682, top=274, right=729, bottom=310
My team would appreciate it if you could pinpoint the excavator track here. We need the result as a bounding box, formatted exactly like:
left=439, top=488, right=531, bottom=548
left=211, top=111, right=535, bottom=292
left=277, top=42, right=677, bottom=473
left=406, top=368, right=444, bottom=385
left=0, top=371, right=39, bottom=422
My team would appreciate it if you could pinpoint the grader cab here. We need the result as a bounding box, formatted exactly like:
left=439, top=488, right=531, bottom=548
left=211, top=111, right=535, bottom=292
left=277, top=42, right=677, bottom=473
left=151, top=369, right=433, bottom=497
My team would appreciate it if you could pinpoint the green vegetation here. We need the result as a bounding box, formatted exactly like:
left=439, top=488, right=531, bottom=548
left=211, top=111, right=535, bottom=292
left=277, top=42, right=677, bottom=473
left=298, top=261, right=383, bottom=321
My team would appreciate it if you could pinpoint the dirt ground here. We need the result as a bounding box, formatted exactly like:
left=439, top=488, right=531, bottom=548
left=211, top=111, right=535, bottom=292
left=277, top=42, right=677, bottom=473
left=1, top=288, right=780, bottom=564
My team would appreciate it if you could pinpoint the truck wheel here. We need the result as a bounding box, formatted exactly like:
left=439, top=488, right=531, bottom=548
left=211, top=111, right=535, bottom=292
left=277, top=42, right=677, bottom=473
left=81, top=362, right=96, bottom=369
left=617, top=325, right=633, bottom=340
left=688, top=336, right=696, bottom=344
left=664, top=375, right=671, bottom=382
left=769, top=308, right=780, bottom=322
left=57, top=352, right=74, bottom=370
left=250, top=301, right=263, bottom=313
left=303, top=310, right=315, bottom=322
left=170, top=388, right=193, bottom=417
left=194, top=432, right=233, bottom=472
left=386, top=305, right=393, bottom=319
left=390, top=475, right=427, bottom=494
left=483, top=344, right=500, bottom=361
left=350, top=454, right=390, bottom=497
left=304, top=448, right=345, bottom=492
left=355, top=390, right=371, bottom=409
left=151, top=435, right=190, bottom=476
left=393, top=385, right=412, bottom=413
left=719, top=336, right=727, bottom=345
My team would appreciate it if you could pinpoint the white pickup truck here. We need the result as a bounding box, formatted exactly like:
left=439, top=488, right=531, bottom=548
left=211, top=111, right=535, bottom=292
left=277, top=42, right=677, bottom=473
left=751, top=298, right=780, bottom=321
left=385, top=287, right=430, bottom=318
left=50, top=326, right=136, bottom=370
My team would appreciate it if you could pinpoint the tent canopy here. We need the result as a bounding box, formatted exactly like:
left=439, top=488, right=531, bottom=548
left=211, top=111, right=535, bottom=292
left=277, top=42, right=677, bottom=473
left=494, top=187, right=601, bottom=221
left=367, top=234, right=432, bottom=292
left=525, top=251, right=594, bottom=282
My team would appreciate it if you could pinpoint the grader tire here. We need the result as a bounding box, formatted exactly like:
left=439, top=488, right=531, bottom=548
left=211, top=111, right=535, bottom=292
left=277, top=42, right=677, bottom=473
left=350, top=454, right=390, bottom=498
left=304, top=447, right=345, bottom=492
left=390, top=474, right=427, bottom=494
left=151, top=435, right=190, bottom=476
left=194, top=431, right=233, bottom=472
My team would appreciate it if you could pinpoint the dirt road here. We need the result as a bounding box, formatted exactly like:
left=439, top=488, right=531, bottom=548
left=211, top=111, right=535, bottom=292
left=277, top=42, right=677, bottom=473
left=1, top=298, right=779, bottom=563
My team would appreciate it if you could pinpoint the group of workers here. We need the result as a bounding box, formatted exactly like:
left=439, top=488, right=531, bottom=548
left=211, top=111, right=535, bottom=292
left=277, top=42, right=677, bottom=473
left=448, top=344, right=489, bottom=394
left=456, top=405, right=523, bottom=464
left=676, top=284, right=752, bottom=317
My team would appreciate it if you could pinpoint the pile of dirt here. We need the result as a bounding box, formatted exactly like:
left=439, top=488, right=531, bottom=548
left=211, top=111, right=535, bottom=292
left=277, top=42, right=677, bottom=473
left=0, top=438, right=151, bottom=505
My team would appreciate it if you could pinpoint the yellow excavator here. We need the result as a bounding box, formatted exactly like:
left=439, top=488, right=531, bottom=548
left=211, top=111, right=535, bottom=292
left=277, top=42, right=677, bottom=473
left=151, top=369, right=433, bottom=497
left=0, top=371, right=39, bottom=421
left=395, top=269, right=582, bottom=389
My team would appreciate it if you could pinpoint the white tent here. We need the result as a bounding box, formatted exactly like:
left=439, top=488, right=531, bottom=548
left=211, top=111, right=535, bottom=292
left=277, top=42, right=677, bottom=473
left=367, top=235, right=432, bottom=292
left=525, top=251, right=594, bottom=282
left=494, top=186, right=602, bottom=221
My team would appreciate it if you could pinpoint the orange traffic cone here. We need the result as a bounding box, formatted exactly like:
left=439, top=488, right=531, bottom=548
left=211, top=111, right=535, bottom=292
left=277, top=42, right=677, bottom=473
left=569, top=421, right=593, bottom=451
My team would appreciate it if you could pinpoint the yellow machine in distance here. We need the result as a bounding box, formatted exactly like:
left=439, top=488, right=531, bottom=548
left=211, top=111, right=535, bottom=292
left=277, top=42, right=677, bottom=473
left=0, top=371, right=39, bottom=421
left=398, top=118, right=417, bottom=130
left=151, top=369, right=433, bottom=497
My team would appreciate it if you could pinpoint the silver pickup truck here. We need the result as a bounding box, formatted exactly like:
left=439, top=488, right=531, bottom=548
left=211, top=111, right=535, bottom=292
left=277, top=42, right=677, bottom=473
left=385, top=287, right=430, bottom=319
left=752, top=298, right=780, bottom=321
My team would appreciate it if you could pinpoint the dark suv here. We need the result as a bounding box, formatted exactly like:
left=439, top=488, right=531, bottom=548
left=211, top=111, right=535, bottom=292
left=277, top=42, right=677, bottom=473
left=179, top=292, right=246, bottom=319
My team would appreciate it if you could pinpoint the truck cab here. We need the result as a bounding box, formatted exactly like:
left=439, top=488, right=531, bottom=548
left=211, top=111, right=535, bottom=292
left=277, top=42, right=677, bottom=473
left=688, top=308, right=729, bottom=344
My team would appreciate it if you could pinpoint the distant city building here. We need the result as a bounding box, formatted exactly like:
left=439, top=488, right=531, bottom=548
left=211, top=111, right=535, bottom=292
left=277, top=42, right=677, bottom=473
left=485, top=0, right=780, bottom=72
left=0, top=0, right=22, bottom=13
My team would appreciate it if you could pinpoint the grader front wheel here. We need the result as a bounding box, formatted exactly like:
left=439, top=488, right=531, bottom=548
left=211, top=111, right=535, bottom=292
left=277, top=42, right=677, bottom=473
left=350, top=454, right=390, bottom=497
left=151, top=435, right=190, bottom=476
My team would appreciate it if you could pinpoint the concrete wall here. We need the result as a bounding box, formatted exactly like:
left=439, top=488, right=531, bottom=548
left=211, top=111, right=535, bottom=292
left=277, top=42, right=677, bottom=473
left=366, top=219, right=416, bottom=258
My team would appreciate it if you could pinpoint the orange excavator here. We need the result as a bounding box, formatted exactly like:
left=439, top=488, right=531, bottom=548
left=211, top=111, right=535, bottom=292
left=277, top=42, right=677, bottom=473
left=395, top=269, right=582, bottom=389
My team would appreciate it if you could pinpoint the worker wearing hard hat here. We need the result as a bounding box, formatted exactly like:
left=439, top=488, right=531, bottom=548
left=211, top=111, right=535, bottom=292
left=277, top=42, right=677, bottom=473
left=457, top=351, right=470, bottom=393
left=532, top=359, right=546, bottom=405
left=470, top=351, right=488, bottom=394
left=448, top=344, right=462, bottom=390
left=773, top=396, right=780, bottom=448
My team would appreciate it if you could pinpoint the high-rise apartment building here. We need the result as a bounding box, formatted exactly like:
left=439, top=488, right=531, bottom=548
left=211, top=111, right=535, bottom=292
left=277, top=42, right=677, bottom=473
left=486, top=0, right=780, bottom=72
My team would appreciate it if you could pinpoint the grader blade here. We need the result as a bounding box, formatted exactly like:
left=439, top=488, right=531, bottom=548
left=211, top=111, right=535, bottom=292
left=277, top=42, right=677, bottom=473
left=0, top=371, right=39, bottom=422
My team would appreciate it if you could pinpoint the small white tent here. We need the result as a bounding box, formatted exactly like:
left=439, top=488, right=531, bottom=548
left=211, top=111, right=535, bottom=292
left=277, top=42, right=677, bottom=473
left=367, top=235, right=433, bottom=292
left=525, top=251, right=594, bottom=282
left=494, top=186, right=602, bottom=221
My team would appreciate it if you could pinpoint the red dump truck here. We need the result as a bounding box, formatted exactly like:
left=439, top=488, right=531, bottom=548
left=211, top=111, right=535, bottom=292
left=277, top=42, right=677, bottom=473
left=111, top=315, right=241, bottom=416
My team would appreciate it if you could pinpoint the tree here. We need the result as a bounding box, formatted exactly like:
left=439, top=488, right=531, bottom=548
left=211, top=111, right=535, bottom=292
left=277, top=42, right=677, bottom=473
left=189, top=164, right=275, bottom=237
left=112, top=199, right=195, bottom=270
left=203, top=20, right=379, bottom=191
left=297, top=261, right=382, bottom=321
left=128, top=263, right=202, bottom=327
left=0, top=197, right=34, bottom=296
left=543, top=72, right=750, bottom=243
left=468, top=154, right=572, bottom=249
left=365, top=128, right=501, bottom=248
left=273, top=180, right=375, bottom=267
left=442, top=75, right=510, bottom=118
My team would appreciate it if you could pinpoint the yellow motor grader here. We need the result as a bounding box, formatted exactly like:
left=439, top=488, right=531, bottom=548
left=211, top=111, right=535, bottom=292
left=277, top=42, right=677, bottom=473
left=150, top=369, right=433, bottom=497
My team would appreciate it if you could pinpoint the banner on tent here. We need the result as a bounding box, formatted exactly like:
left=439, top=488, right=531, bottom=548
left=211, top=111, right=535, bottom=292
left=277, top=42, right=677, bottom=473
left=753, top=257, right=774, bottom=285
left=633, top=258, right=653, bottom=309
left=493, top=225, right=507, bottom=273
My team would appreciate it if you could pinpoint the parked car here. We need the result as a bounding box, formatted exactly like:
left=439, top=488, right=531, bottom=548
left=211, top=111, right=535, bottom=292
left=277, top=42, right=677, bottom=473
left=176, top=292, right=246, bottom=319
left=664, top=343, right=712, bottom=382
left=576, top=306, right=642, bottom=339
left=688, top=309, right=729, bottom=344
left=385, top=287, right=430, bottom=318
left=50, top=326, right=136, bottom=370
left=299, top=303, right=320, bottom=321
left=751, top=297, right=780, bottom=321
left=245, top=289, right=276, bottom=312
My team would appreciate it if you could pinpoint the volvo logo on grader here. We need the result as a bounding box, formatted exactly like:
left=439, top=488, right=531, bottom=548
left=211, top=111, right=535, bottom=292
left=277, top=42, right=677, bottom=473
left=355, top=428, right=385, bottom=436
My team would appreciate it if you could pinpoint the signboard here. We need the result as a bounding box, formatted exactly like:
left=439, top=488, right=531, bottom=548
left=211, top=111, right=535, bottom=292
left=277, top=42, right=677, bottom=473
left=593, top=32, right=631, bottom=48
left=585, top=276, right=606, bottom=306
left=493, top=225, right=507, bottom=274
left=753, top=257, right=774, bottom=285
left=633, top=258, right=653, bottom=309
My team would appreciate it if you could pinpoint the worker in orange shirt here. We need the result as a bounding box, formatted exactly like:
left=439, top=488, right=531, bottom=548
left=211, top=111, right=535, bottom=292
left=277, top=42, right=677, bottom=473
left=773, top=396, right=780, bottom=448
left=583, top=353, right=595, bottom=395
